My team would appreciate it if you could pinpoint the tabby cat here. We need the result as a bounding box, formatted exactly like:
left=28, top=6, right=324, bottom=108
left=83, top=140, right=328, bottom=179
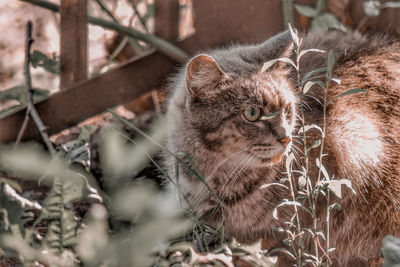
left=165, top=29, right=400, bottom=265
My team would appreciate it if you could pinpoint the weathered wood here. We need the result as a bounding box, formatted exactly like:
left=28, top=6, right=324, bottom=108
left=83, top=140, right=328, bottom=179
left=0, top=50, right=175, bottom=143
left=60, top=0, right=88, bottom=89
left=1, top=0, right=289, bottom=143
left=154, top=0, right=179, bottom=41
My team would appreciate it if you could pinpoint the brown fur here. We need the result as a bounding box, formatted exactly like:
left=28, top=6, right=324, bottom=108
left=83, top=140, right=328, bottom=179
left=165, top=30, right=400, bottom=265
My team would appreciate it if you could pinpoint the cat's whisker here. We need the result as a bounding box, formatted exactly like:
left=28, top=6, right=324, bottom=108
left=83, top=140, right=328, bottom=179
left=217, top=154, right=254, bottom=200
left=219, top=155, right=255, bottom=203
left=208, top=146, right=252, bottom=178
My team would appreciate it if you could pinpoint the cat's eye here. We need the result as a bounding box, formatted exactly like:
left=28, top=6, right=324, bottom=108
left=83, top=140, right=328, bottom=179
left=285, top=107, right=292, bottom=114
left=243, top=106, right=261, bottom=122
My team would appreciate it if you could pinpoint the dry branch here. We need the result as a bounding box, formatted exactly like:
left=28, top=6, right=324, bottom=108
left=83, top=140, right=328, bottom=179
left=20, top=0, right=189, bottom=63
left=23, top=21, right=56, bottom=155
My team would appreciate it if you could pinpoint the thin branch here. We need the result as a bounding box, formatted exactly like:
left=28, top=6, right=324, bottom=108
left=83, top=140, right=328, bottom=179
left=127, top=0, right=150, bottom=34
left=15, top=108, right=30, bottom=145
left=95, top=0, right=118, bottom=23
left=20, top=0, right=189, bottom=63
left=24, top=21, right=56, bottom=156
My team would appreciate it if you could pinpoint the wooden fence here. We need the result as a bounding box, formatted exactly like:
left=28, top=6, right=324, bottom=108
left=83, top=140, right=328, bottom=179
left=1, top=0, right=398, bottom=143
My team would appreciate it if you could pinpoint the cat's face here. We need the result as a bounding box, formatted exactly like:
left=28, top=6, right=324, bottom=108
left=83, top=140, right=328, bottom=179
left=185, top=55, right=297, bottom=167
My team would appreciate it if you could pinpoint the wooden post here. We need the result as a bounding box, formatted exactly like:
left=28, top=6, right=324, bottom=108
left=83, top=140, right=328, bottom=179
left=154, top=0, right=179, bottom=41
left=60, top=0, right=88, bottom=89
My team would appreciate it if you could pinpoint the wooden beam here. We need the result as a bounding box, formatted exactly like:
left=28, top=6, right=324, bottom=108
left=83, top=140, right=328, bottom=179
left=60, top=0, right=88, bottom=89
left=155, top=0, right=179, bottom=41
left=0, top=50, right=175, bottom=143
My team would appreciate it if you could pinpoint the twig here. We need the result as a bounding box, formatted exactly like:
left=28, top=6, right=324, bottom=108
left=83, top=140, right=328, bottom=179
left=15, top=108, right=30, bottom=145
left=24, top=21, right=56, bottom=156
left=95, top=0, right=118, bottom=23
left=20, top=0, right=189, bottom=63
left=127, top=0, right=150, bottom=34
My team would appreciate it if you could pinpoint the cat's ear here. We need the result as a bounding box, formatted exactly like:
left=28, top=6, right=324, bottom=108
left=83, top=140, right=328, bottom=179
left=186, top=54, right=227, bottom=95
left=258, top=30, right=293, bottom=59
left=261, top=42, right=294, bottom=74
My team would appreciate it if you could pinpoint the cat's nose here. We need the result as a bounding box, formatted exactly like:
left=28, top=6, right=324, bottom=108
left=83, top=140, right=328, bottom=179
left=280, top=136, right=291, bottom=148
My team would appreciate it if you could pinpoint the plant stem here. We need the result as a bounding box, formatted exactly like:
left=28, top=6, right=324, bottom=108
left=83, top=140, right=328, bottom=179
left=316, top=0, right=326, bottom=16
left=21, top=0, right=189, bottom=63
left=24, top=21, right=56, bottom=156
left=282, top=0, right=295, bottom=29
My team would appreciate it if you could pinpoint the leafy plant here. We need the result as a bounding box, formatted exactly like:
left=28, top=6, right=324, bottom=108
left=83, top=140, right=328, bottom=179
left=260, top=25, right=364, bottom=266
left=0, top=121, right=191, bottom=266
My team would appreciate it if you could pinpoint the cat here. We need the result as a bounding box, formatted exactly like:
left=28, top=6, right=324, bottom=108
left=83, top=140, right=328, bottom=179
left=165, top=29, right=400, bottom=266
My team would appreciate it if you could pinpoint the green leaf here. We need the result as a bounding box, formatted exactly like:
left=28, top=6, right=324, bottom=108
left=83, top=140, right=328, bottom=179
left=301, top=67, right=327, bottom=85
left=0, top=85, right=49, bottom=106
left=31, top=50, right=60, bottom=75
left=324, top=179, right=356, bottom=198
left=316, top=158, right=330, bottom=181
left=306, top=140, right=321, bottom=156
left=303, top=81, right=315, bottom=94
left=260, top=182, right=289, bottom=190
left=260, top=110, right=282, bottom=120
left=294, top=4, right=318, bottom=17
left=331, top=78, right=341, bottom=84
left=273, top=200, right=310, bottom=219
left=326, top=50, right=335, bottom=80
left=288, top=23, right=299, bottom=47
left=329, top=203, right=342, bottom=212
left=261, top=57, right=296, bottom=72
left=328, top=88, right=367, bottom=105
left=298, top=48, right=325, bottom=61
left=298, top=124, right=323, bottom=136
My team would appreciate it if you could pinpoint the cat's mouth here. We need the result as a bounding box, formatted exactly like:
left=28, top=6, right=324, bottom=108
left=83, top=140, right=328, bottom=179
left=250, top=146, right=286, bottom=163
left=250, top=137, right=291, bottom=163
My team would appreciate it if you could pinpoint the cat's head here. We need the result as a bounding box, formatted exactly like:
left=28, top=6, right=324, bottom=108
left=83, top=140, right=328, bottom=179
left=184, top=46, right=297, bottom=168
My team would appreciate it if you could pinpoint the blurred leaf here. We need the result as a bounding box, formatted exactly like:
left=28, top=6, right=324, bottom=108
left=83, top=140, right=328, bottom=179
left=0, top=178, right=22, bottom=193
left=0, top=86, right=24, bottom=103
left=43, top=177, right=82, bottom=253
left=76, top=204, right=108, bottom=263
left=331, top=78, right=341, bottom=84
left=0, top=85, right=49, bottom=105
left=382, top=2, right=400, bottom=9
left=311, top=13, right=347, bottom=32
left=31, top=50, right=60, bottom=75
left=0, top=145, right=102, bottom=204
left=328, top=88, right=367, bottom=104
left=382, top=235, right=400, bottom=267
left=61, top=125, right=98, bottom=170
left=294, top=4, right=318, bottom=17
left=363, top=0, right=381, bottom=16
left=329, top=203, right=342, bottom=212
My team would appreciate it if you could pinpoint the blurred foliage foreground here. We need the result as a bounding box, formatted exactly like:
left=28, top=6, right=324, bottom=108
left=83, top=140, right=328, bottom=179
left=0, top=112, right=279, bottom=267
